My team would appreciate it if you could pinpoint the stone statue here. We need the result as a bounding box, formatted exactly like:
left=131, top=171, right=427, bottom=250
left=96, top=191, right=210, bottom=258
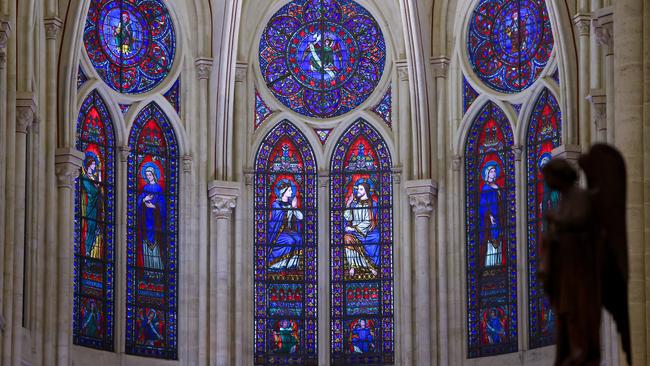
left=539, top=143, right=631, bottom=366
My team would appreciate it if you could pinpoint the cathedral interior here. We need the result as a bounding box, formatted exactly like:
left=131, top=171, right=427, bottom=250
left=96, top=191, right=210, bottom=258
left=0, top=0, right=648, bottom=365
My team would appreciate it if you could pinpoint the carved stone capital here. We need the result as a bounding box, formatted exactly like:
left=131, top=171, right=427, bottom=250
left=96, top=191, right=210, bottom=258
left=44, top=17, right=63, bottom=40
left=396, top=60, right=409, bottom=81
left=235, top=62, right=247, bottom=82
left=318, top=171, right=329, bottom=188
left=55, top=148, right=84, bottom=188
left=430, top=56, right=450, bottom=79
left=512, top=145, right=523, bottom=161
left=119, top=146, right=131, bottom=162
left=208, top=181, right=240, bottom=219
left=30, top=116, right=40, bottom=134
left=0, top=19, right=11, bottom=50
left=16, top=94, right=37, bottom=134
left=244, top=170, right=254, bottom=186
left=195, top=57, right=213, bottom=80
left=451, top=155, right=462, bottom=172
left=405, top=180, right=438, bottom=217
left=587, top=89, right=607, bottom=131
left=572, top=13, right=591, bottom=37
left=593, top=7, right=614, bottom=55
left=182, top=155, right=193, bottom=173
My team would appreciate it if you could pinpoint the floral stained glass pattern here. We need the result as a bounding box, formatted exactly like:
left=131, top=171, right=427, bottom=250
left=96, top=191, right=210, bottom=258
left=254, top=121, right=318, bottom=365
left=84, top=0, right=176, bottom=94
left=73, top=90, right=116, bottom=351
left=330, top=120, right=393, bottom=365
left=465, top=102, right=517, bottom=357
left=526, top=88, right=561, bottom=349
left=126, top=103, right=179, bottom=359
left=467, top=0, right=553, bottom=93
left=259, top=0, right=386, bottom=118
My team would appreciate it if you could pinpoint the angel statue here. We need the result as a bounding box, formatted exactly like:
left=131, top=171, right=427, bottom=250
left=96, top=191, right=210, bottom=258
left=539, top=143, right=631, bottom=366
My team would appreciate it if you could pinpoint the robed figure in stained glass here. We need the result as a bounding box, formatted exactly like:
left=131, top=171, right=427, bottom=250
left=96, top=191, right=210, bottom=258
left=81, top=299, right=100, bottom=338
left=81, top=152, right=103, bottom=259
left=138, top=163, right=165, bottom=270
left=273, top=319, right=299, bottom=354
left=113, top=11, right=134, bottom=54
left=268, top=179, right=303, bottom=271
left=138, top=309, right=163, bottom=346
left=479, top=162, right=505, bottom=268
left=303, top=33, right=340, bottom=79
left=343, top=178, right=380, bottom=277
left=349, top=319, right=375, bottom=353
left=483, top=308, right=506, bottom=344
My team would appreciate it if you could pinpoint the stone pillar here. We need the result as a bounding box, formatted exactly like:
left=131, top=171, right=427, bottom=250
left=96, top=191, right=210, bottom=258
left=0, top=18, right=10, bottom=361
left=593, top=7, right=614, bottom=143
left=195, top=57, right=212, bottom=365
left=54, top=148, right=84, bottom=366
left=11, top=94, right=35, bottom=365
left=405, top=180, right=437, bottom=365
left=574, top=13, right=592, bottom=149
left=115, top=146, right=130, bottom=354
left=42, top=16, right=62, bottom=365
left=431, top=55, right=449, bottom=366
left=587, top=89, right=607, bottom=141
left=208, top=181, right=239, bottom=366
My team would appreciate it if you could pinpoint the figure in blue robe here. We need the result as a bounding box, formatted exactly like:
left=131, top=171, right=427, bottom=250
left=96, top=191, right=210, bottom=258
left=350, top=319, right=374, bottom=353
left=486, top=308, right=506, bottom=344
left=139, top=309, right=162, bottom=346
left=268, top=179, right=303, bottom=270
left=81, top=300, right=99, bottom=338
left=137, top=164, right=165, bottom=270
left=478, top=162, right=504, bottom=267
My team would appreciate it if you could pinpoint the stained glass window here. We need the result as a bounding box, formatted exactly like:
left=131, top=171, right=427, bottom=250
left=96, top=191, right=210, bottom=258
left=126, top=103, right=179, bottom=359
left=467, top=0, right=553, bottom=93
left=259, top=0, right=386, bottom=118
left=84, top=0, right=176, bottom=94
left=526, top=88, right=561, bottom=348
left=463, top=77, right=479, bottom=114
left=370, top=88, right=392, bottom=128
left=73, top=90, right=116, bottom=351
left=465, top=102, right=517, bottom=357
left=254, top=121, right=318, bottom=365
left=330, top=120, right=393, bottom=365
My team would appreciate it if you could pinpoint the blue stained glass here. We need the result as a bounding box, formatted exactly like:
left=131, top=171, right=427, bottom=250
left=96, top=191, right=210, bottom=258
left=463, top=77, right=479, bottom=114
left=254, top=121, right=318, bottom=365
left=259, top=0, right=386, bottom=118
left=467, top=0, right=554, bottom=93
left=84, top=0, right=176, bottom=94
left=330, top=120, right=394, bottom=365
left=465, top=102, right=518, bottom=357
left=255, top=89, right=273, bottom=130
left=73, top=90, right=116, bottom=351
left=526, top=88, right=561, bottom=348
left=164, top=78, right=181, bottom=114
left=126, top=102, right=179, bottom=359
left=371, top=88, right=392, bottom=128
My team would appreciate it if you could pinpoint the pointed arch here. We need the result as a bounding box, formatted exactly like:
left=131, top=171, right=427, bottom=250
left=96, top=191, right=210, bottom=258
left=126, top=102, right=179, bottom=359
left=465, top=101, right=517, bottom=357
left=525, top=88, right=561, bottom=348
left=329, top=119, right=393, bottom=365
left=73, top=90, right=117, bottom=351
left=253, top=120, right=318, bottom=365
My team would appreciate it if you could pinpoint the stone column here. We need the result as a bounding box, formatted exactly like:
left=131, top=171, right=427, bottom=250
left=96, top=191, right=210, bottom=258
left=42, top=16, right=62, bottom=365
left=405, top=180, right=437, bottom=365
left=115, top=146, right=130, bottom=354
left=208, top=181, right=239, bottom=366
left=195, top=57, right=212, bottom=365
left=0, top=18, right=10, bottom=360
left=11, top=94, right=35, bottom=365
left=593, top=7, right=614, bottom=143
left=54, top=148, right=84, bottom=366
left=574, top=13, right=592, bottom=149
left=587, top=89, right=607, bottom=141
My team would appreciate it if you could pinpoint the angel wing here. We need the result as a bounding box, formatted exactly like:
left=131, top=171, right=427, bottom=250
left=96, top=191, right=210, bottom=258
left=579, top=143, right=631, bottom=365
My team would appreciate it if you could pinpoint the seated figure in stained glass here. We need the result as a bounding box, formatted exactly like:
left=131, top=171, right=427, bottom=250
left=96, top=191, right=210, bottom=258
left=349, top=319, right=375, bottom=353
left=268, top=179, right=303, bottom=271
left=343, top=178, right=379, bottom=277
left=272, top=319, right=299, bottom=354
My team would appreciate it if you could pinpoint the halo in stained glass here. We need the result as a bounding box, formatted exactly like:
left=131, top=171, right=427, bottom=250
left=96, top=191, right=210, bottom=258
left=259, top=0, right=386, bottom=118
left=84, top=0, right=176, bottom=94
left=467, top=0, right=553, bottom=93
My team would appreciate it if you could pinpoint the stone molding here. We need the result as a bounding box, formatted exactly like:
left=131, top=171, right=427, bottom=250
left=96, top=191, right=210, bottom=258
left=55, top=148, right=84, bottom=188
left=195, top=57, right=213, bottom=80
left=587, top=89, right=607, bottom=131
left=451, top=155, right=462, bottom=172
left=405, top=180, right=438, bottom=217
left=573, top=13, right=591, bottom=37
left=0, top=19, right=11, bottom=67
left=119, top=146, right=130, bottom=163
left=244, top=170, right=254, bottom=186
left=16, top=93, right=37, bottom=134
left=593, top=7, right=614, bottom=55
left=208, top=181, right=240, bottom=219
left=512, top=145, right=523, bottom=161
left=430, top=56, right=450, bottom=79
left=235, top=62, right=247, bottom=82
left=44, top=17, right=63, bottom=40
left=30, top=115, right=40, bottom=134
